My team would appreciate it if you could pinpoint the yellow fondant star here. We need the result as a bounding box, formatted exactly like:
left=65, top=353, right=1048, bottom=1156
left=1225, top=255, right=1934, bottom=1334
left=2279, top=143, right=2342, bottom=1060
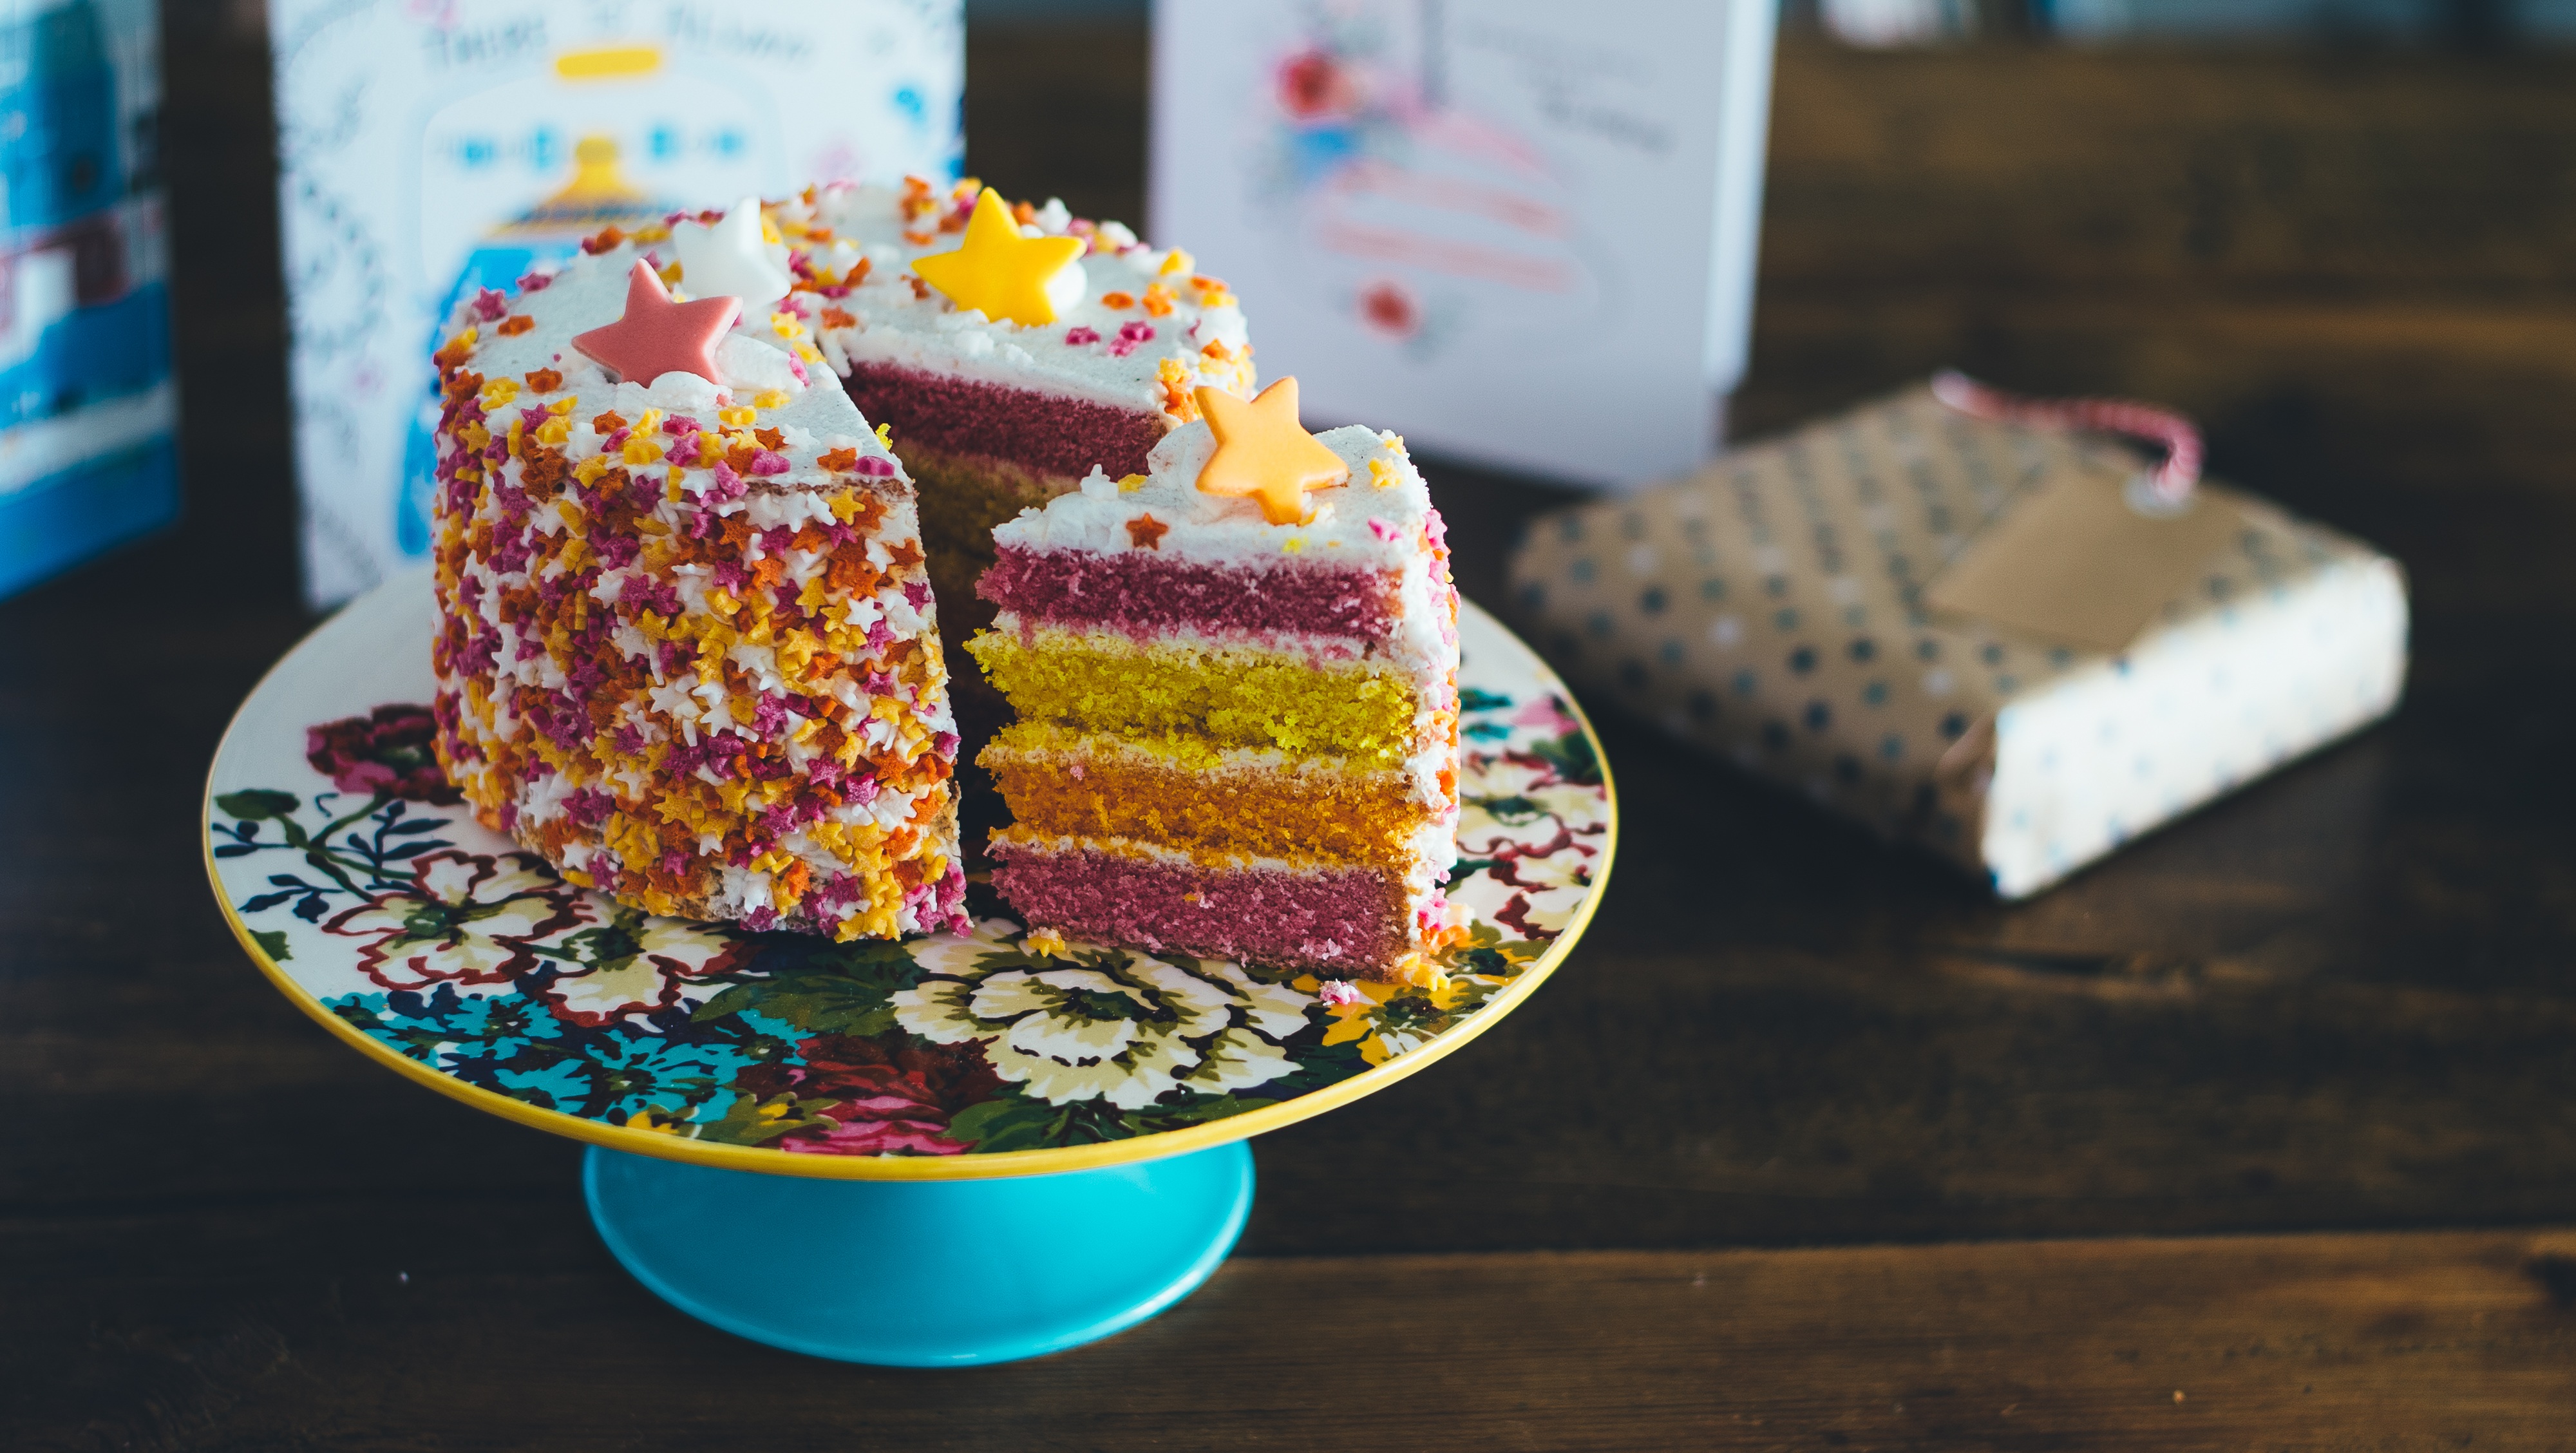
left=1195, top=377, right=1350, bottom=526
left=909, top=188, right=1086, bottom=327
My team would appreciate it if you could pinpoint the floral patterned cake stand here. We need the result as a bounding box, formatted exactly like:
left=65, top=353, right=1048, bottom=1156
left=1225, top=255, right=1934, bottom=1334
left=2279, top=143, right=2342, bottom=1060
left=205, top=567, right=1616, bottom=1367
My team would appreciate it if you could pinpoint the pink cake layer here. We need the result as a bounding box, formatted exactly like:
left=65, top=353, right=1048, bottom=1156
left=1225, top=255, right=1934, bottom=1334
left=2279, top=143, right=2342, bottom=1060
left=842, top=364, right=1167, bottom=480
left=989, top=839, right=1411, bottom=975
left=980, top=545, right=1401, bottom=641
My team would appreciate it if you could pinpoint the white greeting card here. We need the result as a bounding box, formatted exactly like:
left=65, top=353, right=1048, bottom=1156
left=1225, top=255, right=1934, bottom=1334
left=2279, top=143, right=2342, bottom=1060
left=1149, top=0, right=1776, bottom=489
left=269, top=0, right=962, bottom=607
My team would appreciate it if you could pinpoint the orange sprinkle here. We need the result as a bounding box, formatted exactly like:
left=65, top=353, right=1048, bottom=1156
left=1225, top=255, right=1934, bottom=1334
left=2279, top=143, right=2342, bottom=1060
left=1141, top=283, right=1175, bottom=317
left=1099, top=290, right=1134, bottom=310
left=525, top=368, right=563, bottom=392
left=497, top=314, right=535, bottom=336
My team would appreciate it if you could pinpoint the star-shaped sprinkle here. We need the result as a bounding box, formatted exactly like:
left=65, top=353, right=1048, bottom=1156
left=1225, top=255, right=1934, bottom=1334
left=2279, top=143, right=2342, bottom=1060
left=573, top=261, right=741, bottom=386
left=1194, top=377, right=1349, bottom=525
left=671, top=197, right=791, bottom=310
left=1126, top=513, right=1170, bottom=549
left=910, top=188, right=1086, bottom=327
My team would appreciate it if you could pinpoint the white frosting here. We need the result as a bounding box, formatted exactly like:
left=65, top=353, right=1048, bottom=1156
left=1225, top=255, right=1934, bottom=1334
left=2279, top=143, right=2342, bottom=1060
left=670, top=198, right=793, bottom=310
left=444, top=238, right=903, bottom=495
left=992, top=421, right=1433, bottom=570
left=779, top=182, right=1256, bottom=418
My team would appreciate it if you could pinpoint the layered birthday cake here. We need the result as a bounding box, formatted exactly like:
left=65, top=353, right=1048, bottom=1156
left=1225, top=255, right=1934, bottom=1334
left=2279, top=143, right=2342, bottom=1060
left=966, top=379, right=1465, bottom=981
left=426, top=214, right=967, bottom=940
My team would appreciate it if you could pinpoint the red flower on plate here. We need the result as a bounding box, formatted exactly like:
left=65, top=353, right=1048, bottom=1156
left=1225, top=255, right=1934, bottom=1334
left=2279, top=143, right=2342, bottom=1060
left=307, top=704, right=461, bottom=804
left=739, top=1034, right=1003, bottom=1157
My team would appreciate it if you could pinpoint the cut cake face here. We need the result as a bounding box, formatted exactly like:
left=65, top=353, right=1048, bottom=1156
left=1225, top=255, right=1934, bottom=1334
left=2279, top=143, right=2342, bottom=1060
left=756, top=178, right=1256, bottom=674
left=426, top=225, right=967, bottom=941
left=966, top=401, right=1464, bottom=981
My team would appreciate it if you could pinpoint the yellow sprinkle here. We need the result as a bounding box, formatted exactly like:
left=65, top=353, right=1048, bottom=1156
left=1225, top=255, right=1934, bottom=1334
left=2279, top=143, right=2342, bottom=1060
left=1157, top=248, right=1193, bottom=277
left=1282, top=537, right=1305, bottom=554
left=621, top=437, right=664, bottom=464
left=1025, top=926, right=1069, bottom=958
left=770, top=312, right=808, bottom=339
left=1368, top=457, right=1397, bottom=489
left=536, top=416, right=571, bottom=446
left=562, top=868, right=594, bottom=887
left=478, top=377, right=521, bottom=407
left=874, top=422, right=894, bottom=448
left=573, top=455, right=611, bottom=484
left=1117, top=473, right=1148, bottom=493
left=635, top=408, right=663, bottom=432
left=753, top=390, right=791, bottom=410
left=547, top=397, right=577, bottom=415
left=794, top=341, right=823, bottom=363
left=718, top=406, right=757, bottom=427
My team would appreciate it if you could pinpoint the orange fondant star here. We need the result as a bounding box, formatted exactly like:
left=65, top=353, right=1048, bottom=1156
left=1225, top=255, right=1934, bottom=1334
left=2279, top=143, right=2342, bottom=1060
left=572, top=260, right=741, bottom=385
left=1194, top=377, right=1349, bottom=525
left=909, top=188, right=1086, bottom=327
left=1126, top=513, right=1169, bottom=549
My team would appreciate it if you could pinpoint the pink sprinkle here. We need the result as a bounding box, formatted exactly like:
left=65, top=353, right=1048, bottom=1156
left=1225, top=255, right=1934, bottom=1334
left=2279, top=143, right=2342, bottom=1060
left=515, top=271, right=555, bottom=292
left=759, top=525, right=796, bottom=555
left=663, top=414, right=701, bottom=435
left=855, top=455, right=895, bottom=478
left=788, top=356, right=809, bottom=385
left=710, top=462, right=747, bottom=500
left=1118, top=319, right=1155, bottom=343
left=1368, top=518, right=1401, bottom=541
left=748, top=450, right=791, bottom=476
left=472, top=288, right=508, bottom=321
left=1317, top=980, right=1367, bottom=1008
left=1064, top=326, right=1100, bottom=347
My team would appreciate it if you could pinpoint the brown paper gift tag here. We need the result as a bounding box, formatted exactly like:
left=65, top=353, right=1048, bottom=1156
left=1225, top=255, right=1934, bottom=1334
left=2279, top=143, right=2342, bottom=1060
left=1924, top=461, right=2244, bottom=654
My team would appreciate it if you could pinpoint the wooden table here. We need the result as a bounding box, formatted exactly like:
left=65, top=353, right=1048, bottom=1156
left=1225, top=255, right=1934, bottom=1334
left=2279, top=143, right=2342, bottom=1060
left=8, top=17, right=2573, bottom=1449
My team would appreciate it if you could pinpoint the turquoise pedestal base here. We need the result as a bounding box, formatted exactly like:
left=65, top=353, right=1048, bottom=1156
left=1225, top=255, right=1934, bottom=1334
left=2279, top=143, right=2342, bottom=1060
left=582, top=1141, right=1255, bottom=1367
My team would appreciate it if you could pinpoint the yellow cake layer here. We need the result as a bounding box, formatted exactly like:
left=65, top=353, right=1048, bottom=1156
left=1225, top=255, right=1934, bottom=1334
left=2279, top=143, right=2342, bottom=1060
left=983, top=725, right=1431, bottom=866
left=965, top=627, right=1423, bottom=764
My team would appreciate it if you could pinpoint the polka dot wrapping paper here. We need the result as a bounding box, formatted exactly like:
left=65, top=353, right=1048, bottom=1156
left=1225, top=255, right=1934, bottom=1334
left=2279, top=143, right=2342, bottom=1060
left=1505, top=383, right=2409, bottom=898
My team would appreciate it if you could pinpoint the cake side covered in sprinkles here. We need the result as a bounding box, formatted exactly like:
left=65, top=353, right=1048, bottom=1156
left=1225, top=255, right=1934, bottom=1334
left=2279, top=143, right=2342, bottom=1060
left=966, top=377, right=1465, bottom=982
left=428, top=207, right=967, bottom=940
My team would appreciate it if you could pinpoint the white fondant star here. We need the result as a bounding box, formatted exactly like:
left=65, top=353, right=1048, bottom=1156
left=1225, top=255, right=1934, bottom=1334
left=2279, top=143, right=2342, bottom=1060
left=670, top=197, right=791, bottom=310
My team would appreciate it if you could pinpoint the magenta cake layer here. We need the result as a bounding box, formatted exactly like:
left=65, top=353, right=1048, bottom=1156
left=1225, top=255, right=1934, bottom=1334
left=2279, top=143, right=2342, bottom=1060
left=980, top=545, right=1402, bottom=641
left=989, top=839, right=1411, bottom=975
left=842, top=364, right=1167, bottom=480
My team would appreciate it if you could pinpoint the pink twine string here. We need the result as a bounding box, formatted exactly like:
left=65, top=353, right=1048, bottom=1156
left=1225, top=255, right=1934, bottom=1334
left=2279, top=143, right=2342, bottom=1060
left=1931, top=370, right=2204, bottom=506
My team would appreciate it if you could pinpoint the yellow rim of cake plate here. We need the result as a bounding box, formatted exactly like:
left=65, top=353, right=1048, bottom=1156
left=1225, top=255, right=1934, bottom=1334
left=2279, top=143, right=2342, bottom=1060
left=203, top=602, right=1619, bottom=1182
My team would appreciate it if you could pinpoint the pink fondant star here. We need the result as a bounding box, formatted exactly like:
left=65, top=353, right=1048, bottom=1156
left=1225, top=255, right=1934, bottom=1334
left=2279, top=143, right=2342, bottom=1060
left=571, top=260, right=741, bottom=386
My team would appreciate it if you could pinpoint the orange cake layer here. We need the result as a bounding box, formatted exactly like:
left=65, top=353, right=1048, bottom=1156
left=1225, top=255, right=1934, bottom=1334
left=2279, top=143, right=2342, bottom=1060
left=983, top=728, right=1426, bottom=866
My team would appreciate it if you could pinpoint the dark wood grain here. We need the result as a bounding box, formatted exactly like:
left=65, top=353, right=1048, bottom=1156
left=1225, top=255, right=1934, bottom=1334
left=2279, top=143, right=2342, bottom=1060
left=15, top=1216, right=2576, bottom=1450
left=7, top=13, right=2576, bottom=1446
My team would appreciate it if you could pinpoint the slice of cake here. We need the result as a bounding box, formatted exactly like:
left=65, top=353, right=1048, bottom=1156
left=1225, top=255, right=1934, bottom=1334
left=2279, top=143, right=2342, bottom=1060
left=965, top=377, right=1463, bottom=982
left=428, top=214, right=967, bottom=940
left=757, top=178, right=1256, bottom=667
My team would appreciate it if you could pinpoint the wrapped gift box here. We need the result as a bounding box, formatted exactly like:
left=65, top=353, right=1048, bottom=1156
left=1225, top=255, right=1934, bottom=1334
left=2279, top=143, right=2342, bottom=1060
left=1506, top=383, right=2409, bottom=897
